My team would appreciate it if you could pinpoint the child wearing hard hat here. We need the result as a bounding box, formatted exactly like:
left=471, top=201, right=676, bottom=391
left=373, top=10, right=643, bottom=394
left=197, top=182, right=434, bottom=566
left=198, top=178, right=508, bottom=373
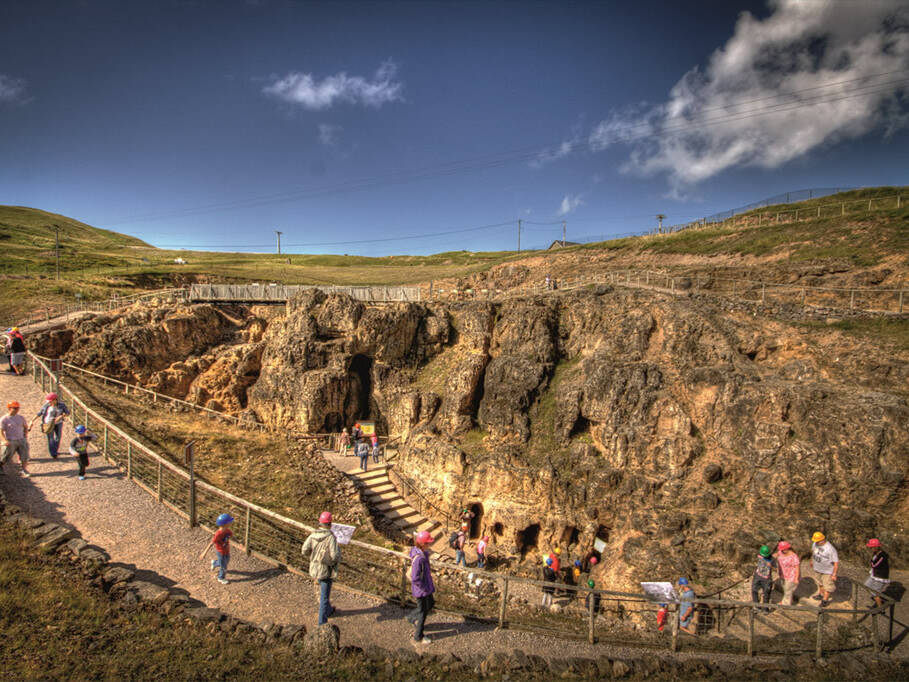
left=200, top=513, right=234, bottom=584
left=751, top=545, right=776, bottom=612
left=68, top=425, right=97, bottom=480
left=541, top=556, right=557, bottom=608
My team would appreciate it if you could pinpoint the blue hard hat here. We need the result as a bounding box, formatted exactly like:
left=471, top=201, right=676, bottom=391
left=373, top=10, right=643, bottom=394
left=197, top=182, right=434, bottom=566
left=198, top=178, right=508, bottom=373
left=216, top=513, right=234, bottom=526
left=74, top=425, right=87, bottom=434
left=678, top=577, right=689, bottom=585
left=574, top=559, right=582, bottom=567
left=545, top=557, right=552, bottom=566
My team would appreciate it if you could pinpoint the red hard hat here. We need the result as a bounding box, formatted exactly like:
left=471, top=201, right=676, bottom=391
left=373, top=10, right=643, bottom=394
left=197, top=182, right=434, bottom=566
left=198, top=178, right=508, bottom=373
left=777, top=541, right=792, bottom=551
left=46, top=393, right=58, bottom=401
left=867, top=538, right=881, bottom=548
left=318, top=511, right=332, bottom=524
left=414, top=530, right=432, bottom=545
left=7, top=401, right=19, bottom=409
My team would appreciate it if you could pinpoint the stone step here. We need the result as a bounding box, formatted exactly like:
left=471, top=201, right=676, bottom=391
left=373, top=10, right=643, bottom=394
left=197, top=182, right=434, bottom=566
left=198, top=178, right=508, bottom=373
left=363, top=482, right=396, bottom=496
left=374, top=498, right=410, bottom=513
left=364, top=489, right=403, bottom=503
left=386, top=508, right=422, bottom=524
left=356, top=467, right=389, bottom=482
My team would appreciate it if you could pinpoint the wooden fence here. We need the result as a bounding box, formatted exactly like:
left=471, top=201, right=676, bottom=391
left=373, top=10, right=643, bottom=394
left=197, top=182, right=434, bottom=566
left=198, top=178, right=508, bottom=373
left=188, top=283, right=422, bottom=304
left=26, top=351, right=896, bottom=656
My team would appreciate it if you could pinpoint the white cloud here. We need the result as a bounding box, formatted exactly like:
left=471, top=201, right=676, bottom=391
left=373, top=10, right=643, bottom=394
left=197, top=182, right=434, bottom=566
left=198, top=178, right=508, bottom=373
left=264, top=59, right=403, bottom=110
left=0, top=74, right=27, bottom=103
left=530, top=138, right=577, bottom=169
left=558, top=194, right=583, bottom=216
left=318, top=123, right=342, bottom=146
left=590, top=0, right=909, bottom=191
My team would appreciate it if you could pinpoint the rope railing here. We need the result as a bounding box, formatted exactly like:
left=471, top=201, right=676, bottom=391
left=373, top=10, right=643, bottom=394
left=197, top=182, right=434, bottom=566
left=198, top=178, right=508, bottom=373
left=24, top=350, right=897, bottom=656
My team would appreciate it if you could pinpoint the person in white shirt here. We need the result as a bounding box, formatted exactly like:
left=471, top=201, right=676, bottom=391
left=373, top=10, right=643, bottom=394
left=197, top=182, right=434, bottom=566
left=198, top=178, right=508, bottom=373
left=810, top=531, right=838, bottom=607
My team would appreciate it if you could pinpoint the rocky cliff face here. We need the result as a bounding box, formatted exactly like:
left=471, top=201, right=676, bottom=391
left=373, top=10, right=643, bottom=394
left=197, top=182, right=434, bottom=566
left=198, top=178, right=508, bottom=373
left=36, top=289, right=909, bottom=589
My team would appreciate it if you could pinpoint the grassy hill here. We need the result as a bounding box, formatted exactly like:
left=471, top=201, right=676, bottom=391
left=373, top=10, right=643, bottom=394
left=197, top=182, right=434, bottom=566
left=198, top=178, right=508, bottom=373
left=1, top=186, right=907, bottom=323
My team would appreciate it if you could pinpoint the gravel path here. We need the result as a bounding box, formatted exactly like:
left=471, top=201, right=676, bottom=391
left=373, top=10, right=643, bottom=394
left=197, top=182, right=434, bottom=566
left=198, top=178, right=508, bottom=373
left=2, top=369, right=903, bottom=664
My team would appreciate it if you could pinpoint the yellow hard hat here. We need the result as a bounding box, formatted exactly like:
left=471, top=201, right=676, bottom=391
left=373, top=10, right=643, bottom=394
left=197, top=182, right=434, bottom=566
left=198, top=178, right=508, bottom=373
left=554, top=547, right=561, bottom=555
left=811, top=532, right=825, bottom=543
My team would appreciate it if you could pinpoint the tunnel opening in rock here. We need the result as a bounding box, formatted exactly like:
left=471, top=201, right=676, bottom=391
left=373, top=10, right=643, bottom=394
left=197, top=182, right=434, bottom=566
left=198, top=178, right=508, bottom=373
left=569, top=414, right=590, bottom=438
left=560, top=525, right=580, bottom=551
left=349, top=354, right=374, bottom=420
left=323, top=411, right=344, bottom=432
left=468, top=503, right=483, bottom=539
left=515, top=523, right=540, bottom=559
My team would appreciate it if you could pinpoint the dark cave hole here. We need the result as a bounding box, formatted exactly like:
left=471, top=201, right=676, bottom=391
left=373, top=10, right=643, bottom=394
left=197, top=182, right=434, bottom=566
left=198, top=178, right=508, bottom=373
left=515, top=523, right=540, bottom=559
left=560, top=525, right=580, bottom=550
left=467, top=503, right=483, bottom=539
left=569, top=414, right=590, bottom=438
left=323, top=412, right=344, bottom=432
left=349, top=354, right=373, bottom=420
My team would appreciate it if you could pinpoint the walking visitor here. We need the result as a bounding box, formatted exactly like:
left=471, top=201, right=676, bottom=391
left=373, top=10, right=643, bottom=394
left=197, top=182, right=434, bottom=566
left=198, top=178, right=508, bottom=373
left=751, top=545, right=776, bottom=611
left=810, top=532, right=838, bottom=607
left=301, top=511, right=341, bottom=625
left=371, top=434, right=380, bottom=463
left=0, top=400, right=30, bottom=477
left=68, top=425, right=96, bottom=480
left=337, top=427, right=350, bottom=453
left=678, top=577, right=696, bottom=635
left=541, top=557, right=556, bottom=608
left=656, top=603, right=668, bottom=632
left=476, top=535, right=489, bottom=569
left=8, top=329, right=25, bottom=376
left=200, top=513, right=234, bottom=585
left=355, top=439, right=369, bottom=471
left=407, top=530, right=436, bottom=644
left=454, top=525, right=467, bottom=566
left=865, top=538, right=890, bottom=608
left=30, top=393, right=69, bottom=458
left=776, top=541, right=800, bottom=606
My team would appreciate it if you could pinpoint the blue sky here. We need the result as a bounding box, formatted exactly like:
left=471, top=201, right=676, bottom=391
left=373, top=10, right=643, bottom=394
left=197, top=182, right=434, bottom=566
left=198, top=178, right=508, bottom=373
left=1, top=0, right=908, bottom=255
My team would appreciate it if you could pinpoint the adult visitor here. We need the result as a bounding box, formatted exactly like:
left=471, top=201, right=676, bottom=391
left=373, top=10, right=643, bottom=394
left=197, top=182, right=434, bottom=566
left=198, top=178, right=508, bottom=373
left=775, top=541, right=800, bottom=606
left=8, top=328, right=26, bottom=376
left=0, top=400, right=31, bottom=477
left=810, top=532, right=838, bottom=607
left=678, top=577, right=697, bottom=635
left=355, top=439, right=369, bottom=471
left=30, top=393, right=69, bottom=458
left=865, top=538, right=890, bottom=608
left=301, top=511, right=341, bottom=625
left=407, top=530, right=435, bottom=644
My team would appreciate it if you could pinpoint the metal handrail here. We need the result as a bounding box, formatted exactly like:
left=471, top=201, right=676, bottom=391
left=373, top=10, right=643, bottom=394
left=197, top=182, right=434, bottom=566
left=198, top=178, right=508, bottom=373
left=386, top=464, right=453, bottom=532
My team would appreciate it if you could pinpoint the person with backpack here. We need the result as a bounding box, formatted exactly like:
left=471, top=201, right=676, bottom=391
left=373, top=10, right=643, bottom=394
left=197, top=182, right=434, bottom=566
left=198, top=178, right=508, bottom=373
left=29, top=393, right=69, bottom=458
left=199, top=513, right=234, bottom=585
left=541, top=557, right=557, bottom=608
left=407, top=530, right=435, bottom=644
left=8, top=329, right=26, bottom=375
left=453, top=524, right=468, bottom=566
left=301, top=511, right=341, bottom=625
left=370, top=433, right=380, bottom=463
left=68, top=424, right=97, bottom=480
left=752, top=545, right=776, bottom=611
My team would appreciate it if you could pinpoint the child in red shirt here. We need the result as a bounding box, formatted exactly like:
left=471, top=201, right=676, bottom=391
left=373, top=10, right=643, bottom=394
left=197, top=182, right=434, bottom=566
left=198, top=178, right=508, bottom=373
left=200, top=513, right=234, bottom=584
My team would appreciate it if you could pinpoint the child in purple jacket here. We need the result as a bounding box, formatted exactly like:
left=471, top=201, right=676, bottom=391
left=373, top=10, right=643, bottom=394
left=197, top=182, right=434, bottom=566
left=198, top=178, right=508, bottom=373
left=407, top=530, right=436, bottom=644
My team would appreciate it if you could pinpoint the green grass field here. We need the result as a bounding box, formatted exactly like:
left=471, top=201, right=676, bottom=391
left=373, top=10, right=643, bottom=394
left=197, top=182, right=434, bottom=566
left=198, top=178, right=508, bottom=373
left=2, top=186, right=907, bottom=323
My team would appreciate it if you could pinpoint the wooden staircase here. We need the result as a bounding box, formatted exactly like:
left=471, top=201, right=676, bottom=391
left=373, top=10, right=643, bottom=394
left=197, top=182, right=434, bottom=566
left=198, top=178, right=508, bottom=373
left=351, top=465, right=444, bottom=542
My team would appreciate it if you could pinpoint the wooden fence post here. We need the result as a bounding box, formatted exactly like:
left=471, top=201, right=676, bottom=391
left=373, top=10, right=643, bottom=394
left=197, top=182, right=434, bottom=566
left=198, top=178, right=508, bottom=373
left=398, top=556, right=409, bottom=605
left=802, top=288, right=807, bottom=306
left=498, top=576, right=509, bottom=629
left=899, top=290, right=904, bottom=314
left=245, top=505, right=252, bottom=555
left=842, top=203, right=845, bottom=216
left=671, top=603, right=679, bottom=652
left=817, top=206, right=820, bottom=217
left=850, top=290, right=855, bottom=310
left=761, top=283, right=766, bottom=304
left=872, top=612, right=880, bottom=652
left=103, top=425, right=109, bottom=461
left=157, top=461, right=162, bottom=502
left=127, top=442, right=132, bottom=479
left=716, top=592, right=723, bottom=634
left=587, top=590, right=596, bottom=644
left=747, top=606, right=755, bottom=656
left=852, top=582, right=859, bottom=622
left=816, top=611, right=824, bottom=659
left=869, top=199, right=873, bottom=210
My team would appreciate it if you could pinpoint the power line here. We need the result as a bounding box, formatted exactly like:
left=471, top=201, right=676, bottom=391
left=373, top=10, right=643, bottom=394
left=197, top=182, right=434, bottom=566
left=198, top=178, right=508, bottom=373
left=101, top=69, right=909, bottom=226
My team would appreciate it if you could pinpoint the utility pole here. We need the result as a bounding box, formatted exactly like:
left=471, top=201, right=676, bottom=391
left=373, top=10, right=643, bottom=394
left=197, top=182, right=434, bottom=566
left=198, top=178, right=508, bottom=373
left=562, top=220, right=567, bottom=246
left=517, top=219, right=522, bottom=252
left=656, top=214, right=666, bottom=234
left=53, top=225, right=60, bottom=280
left=274, top=230, right=283, bottom=255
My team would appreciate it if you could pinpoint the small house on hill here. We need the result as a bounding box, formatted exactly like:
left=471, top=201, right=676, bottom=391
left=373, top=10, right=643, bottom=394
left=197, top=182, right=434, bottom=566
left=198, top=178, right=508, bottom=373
left=548, top=240, right=579, bottom=249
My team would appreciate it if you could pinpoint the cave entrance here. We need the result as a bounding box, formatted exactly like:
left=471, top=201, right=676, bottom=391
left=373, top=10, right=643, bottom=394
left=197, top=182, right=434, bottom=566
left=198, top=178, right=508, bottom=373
left=323, top=412, right=344, bottom=432
left=467, top=503, right=483, bottom=539
left=560, top=525, right=580, bottom=551
left=515, top=523, right=540, bottom=559
left=492, top=522, right=504, bottom=538
left=349, top=354, right=373, bottom=420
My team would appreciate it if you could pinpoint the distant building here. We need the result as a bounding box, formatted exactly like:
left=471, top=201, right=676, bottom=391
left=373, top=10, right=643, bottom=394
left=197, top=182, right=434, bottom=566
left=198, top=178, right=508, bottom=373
left=174, top=258, right=187, bottom=264
left=548, top=240, right=580, bottom=250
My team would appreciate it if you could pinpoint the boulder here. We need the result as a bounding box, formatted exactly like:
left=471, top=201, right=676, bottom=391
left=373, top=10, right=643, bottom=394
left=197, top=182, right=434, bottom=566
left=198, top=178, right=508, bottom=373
left=301, top=623, right=340, bottom=657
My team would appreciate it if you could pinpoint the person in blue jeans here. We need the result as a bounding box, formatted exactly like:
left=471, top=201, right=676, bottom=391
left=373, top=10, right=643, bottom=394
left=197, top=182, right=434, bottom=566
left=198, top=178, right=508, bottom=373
left=454, top=525, right=468, bottom=566
left=30, top=393, right=69, bottom=458
left=302, top=511, right=341, bottom=625
left=355, top=439, right=369, bottom=471
left=200, top=513, right=233, bottom=584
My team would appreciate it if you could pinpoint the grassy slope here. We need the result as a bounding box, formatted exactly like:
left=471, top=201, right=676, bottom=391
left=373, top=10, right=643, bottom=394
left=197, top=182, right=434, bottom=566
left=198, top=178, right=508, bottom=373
left=2, top=186, right=908, bottom=322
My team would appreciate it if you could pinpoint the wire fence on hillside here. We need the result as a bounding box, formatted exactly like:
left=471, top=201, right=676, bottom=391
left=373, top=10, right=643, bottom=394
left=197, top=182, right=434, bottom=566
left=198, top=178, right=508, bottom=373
left=25, top=351, right=897, bottom=656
